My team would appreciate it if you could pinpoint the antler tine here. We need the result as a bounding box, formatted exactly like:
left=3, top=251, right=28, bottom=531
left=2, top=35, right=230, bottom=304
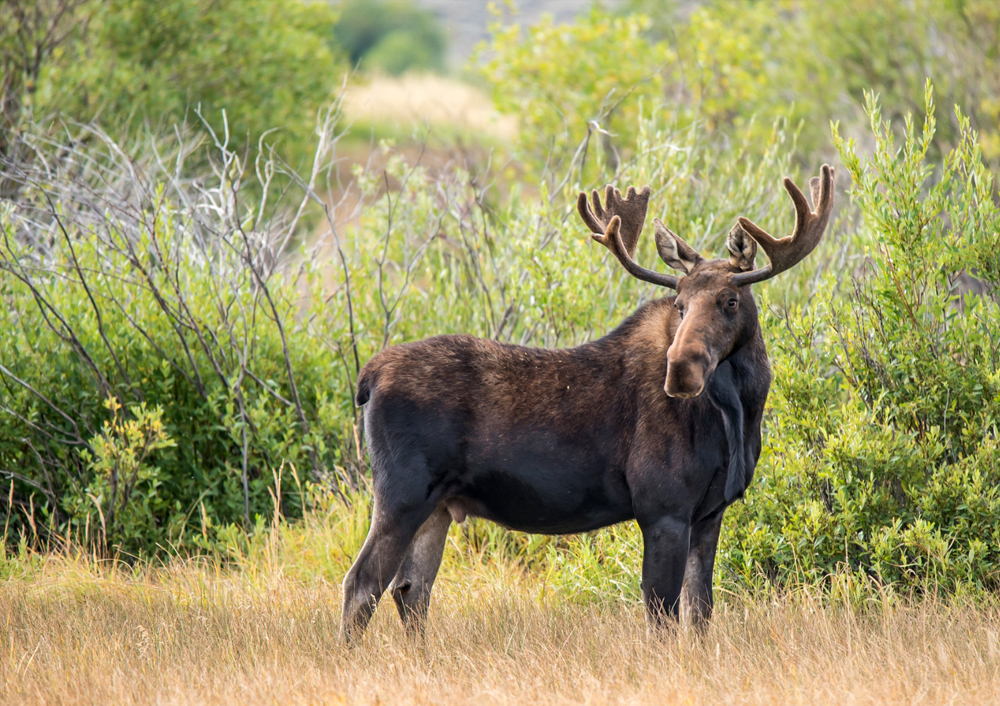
left=577, top=185, right=678, bottom=289
left=732, top=164, right=835, bottom=287
left=577, top=189, right=605, bottom=236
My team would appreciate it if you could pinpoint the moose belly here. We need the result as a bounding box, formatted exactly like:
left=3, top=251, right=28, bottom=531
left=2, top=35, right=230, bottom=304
left=451, top=435, right=634, bottom=534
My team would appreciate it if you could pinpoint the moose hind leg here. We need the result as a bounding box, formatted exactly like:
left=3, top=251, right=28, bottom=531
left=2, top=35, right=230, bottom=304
left=639, top=515, right=691, bottom=630
left=340, top=500, right=433, bottom=645
left=680, top=510, right=724, bottom=629
left=389, top=502, right=452, bottom=635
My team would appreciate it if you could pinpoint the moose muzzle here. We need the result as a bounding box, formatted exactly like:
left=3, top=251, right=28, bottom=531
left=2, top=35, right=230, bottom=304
left=665, top=346, right=715, bottom=399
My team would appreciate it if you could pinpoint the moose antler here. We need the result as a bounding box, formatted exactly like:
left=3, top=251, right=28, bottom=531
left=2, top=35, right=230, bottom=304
left=577, top=184, right=679, bottom=289
left=732, top=164, right=835, bottom=287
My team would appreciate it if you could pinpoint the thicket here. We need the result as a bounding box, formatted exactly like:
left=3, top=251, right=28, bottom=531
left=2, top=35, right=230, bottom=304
left=725, top=88, right=1000, bottom=593
left=444, top=90, right=1000, bottom=600
left=1, top=1, right=999, bottom=597
left=0, top=0, right=452, bottom=175
left=0, top=104, right=801, bottom=555
left=0, top=119, right=345, bottom=554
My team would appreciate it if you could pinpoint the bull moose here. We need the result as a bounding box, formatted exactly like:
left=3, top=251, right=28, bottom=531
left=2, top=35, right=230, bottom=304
left=341, top=165, right=834, bottom=642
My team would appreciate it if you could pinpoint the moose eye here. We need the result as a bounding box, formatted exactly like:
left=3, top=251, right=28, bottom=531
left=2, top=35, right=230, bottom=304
left=727, top=298, right=738, bottom=308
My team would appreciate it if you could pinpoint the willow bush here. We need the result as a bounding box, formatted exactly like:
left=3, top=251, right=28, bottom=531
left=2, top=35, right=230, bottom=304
left=0, top=103, right=796, bottom=555
left=548, top=89, right=1000, bottom=599
left=721, top=87, right=1000, bottom=593
left=1, top=0, right=342, bottom=180
left=0, top=122, right=344, bottom=555
left=480, top=1, right=1000, bottom=179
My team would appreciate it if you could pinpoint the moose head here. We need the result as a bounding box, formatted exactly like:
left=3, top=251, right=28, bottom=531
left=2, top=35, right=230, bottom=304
left=578, top=164, right=834, bottom=398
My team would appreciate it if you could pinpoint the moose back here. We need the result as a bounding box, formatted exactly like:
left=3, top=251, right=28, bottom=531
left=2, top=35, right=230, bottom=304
left=340, top=166, right=834, bottom=642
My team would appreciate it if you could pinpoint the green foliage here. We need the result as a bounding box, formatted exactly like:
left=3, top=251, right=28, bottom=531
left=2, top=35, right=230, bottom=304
left=25, top=0, right=341, bottom=165
left=423, top=85, right=1000, bottom=599
left=14, top=77, right=1000, bottom=595
left=339, top=111, right=798, bottom=353
left=477, top=8, right=670, bottom=180
left=333, top=0, right=446, bottom=75
left=482, top=0, right=1000, bottom=177
left=722, top=86, right=1000, bottom=593
left=0, top=126, right=345, bottom=555
left=77, top=398, right=177, bottom=548
left=3, top=0, right=1000, bottom=601
left=0, top=102, right=797, bottom=557
left=0, top=0, right=88, bottom=188
left=801, top=0, right=1000, bottom=161
left=311, top=79, right=1000, bottom=598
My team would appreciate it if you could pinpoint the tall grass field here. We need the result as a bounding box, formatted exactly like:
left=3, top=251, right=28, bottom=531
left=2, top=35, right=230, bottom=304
left=3, top=500, right=1000, bottom=705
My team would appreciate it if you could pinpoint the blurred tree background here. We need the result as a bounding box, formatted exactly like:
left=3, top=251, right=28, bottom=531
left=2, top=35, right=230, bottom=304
left=335, top=0, right=446, bottom=75
left=1, top=0, right=1000, bottom=597
left=1, top=0, right=343, bottom=169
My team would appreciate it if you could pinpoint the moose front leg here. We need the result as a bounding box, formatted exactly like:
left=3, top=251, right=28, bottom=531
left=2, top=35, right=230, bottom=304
left=680, top=510, right=724, bottom=629
left=639, top=515, right=691, bottom=628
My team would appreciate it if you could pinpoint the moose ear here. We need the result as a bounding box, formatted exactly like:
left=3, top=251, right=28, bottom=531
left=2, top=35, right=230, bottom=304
left=726, top=222, right=758, bottom=272
left=653, top=218, right=702, bottom=274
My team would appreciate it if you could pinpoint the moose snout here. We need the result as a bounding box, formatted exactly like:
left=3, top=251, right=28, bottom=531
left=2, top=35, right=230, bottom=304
left=665, top=348, right=714, bottom=398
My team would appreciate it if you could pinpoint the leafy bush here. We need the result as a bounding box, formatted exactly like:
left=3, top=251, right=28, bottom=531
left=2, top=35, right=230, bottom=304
left=798, top=0, right=1000, bottom=162
left=0, top=120, right=350, bottom=555
left=447, top=87, right=1000, bottom=599
left=477, top=8, right=670, bottom=181
left=327, top=80, right=1000, bottom=597
left=6, top=0, right=341, bottom=168
left=482, top=1, right=1000, bottom=178
left=3, top=0, right=1000, bottom=600
left=14, top=77, right=999, bottom=596
left=722, top=86, right=1000, bottom=593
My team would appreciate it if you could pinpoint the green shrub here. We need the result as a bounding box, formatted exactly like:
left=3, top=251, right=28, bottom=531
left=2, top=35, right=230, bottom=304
left=387, top=73, right=1000, bottom=597
left=19, top=0, right=342, bottom=167
left=628, top=0, right=1000, bottom=164
left=481, top=1, right=1000, bottom=184
left=364, top=30, right=440, bottom=76
left=5, top=4, right=1000, bottom=599
left=0, top=122, right=349, bottom=555
left=477, top=8, right=671, bottom=181
left=722, top=85, right=1000, bottom=593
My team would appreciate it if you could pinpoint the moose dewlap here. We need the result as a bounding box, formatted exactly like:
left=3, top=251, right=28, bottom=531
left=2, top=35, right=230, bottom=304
left=341, top=166, right=835, bottom=642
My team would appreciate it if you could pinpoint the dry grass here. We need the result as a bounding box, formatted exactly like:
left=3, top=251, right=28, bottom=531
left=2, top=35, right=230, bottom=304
left=341, top=73, right=518, bottom=142
left=1, top=547, right=998, bottom=706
